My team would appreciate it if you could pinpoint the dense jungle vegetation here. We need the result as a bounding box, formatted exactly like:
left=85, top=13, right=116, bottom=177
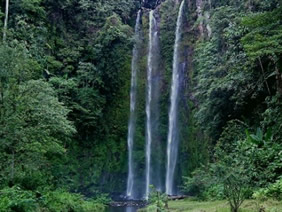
left=0, top=0, right=281, bottom=211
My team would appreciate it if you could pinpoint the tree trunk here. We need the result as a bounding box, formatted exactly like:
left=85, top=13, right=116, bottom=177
left=275, top=66, right=282, bottom=97
left=3, top=0, right=9, bottom=42
left=248, top=0, right=253, bottom=11
left=11, top=150, right=15, bottom=181
left=208, top=0, right=212, bottom=9
left=157, top=192, right=160, bottom=212
left=196, top=0, right=204, bottom=37
left=258, top=57, right=271, bottom=95
left=268, top=56, right=282, bottom=98
left=231, top=205, right=239, bottom=212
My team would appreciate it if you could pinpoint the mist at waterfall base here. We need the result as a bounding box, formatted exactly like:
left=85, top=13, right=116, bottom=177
left=125, top=0, right=186, bottom=201
left=107, top=205, right=141, bottom=212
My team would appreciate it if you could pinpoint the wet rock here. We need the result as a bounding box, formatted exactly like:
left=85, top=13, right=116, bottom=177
left=168, top=195, right=188, bottom=200
left=109, top=200, right=147, bottom=208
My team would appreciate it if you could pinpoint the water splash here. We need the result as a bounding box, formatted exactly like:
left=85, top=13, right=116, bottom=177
left=127, top=10, right=142, bottom=199
left=166, top=0, right=185, bottom=196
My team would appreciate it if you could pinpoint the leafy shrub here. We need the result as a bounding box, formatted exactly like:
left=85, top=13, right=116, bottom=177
left=203, top=184, right=225, bottom=201
left=141, top=205, right=162, bottom=212
left=183, top=167, right=224, bottom=200
left=41, top=190, right=105, bottom=212
left=243, top=128, right=282, bottom=187
left=147, top=186, right=168, bottom=212
left=0, top=187, right=105, bottom=212
left=90, top=192, right=111, bottom=205
left=182, top=168, right=211, bottom=199
left=0, top=186, right=38, bottom=212
left=14, top=171, right=48, bottom=191
left=253, top=179, right=282, bottom=201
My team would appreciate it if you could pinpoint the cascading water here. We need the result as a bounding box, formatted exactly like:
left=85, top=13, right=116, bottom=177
left=166, top=0, right=185, bottom=196
left=126, top=10, right=142, bottom=199
left=145, top=10, right=157, bottom=200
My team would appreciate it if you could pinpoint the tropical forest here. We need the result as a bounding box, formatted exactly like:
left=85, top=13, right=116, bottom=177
left=0, top=0, right=281, bottom=211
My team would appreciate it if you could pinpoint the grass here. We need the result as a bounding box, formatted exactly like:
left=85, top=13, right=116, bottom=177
left=166, top=198, right=282, bottom=212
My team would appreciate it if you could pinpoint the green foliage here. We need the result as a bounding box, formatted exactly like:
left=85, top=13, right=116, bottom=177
left=167, top=198, right=282, bottom=212
left=41, top=190, right=105, bottom=212
left=139, top=186, right=169, bottom=212
left=213, top=130, right=255, bottom=211
left=209, top=161, right=252, bottom=212
left=253, top=179, right=282, bottom=201
left=0, top=44, right=41, bottom=85
left=194, top=2, right=282, bottom=142
left=241, top=7, right=282, bottom=60
left=184, top=127, right=281, bottom=211
left=1, top=0, right=135, bottom=196
left=0, top=187, right=38, bottom=212
left=0, top=79, right=75, bottom=187
left=183, top=167, right=225, bottom=201
left=0, top=41, right=76, bottom=191
left=261, top=95, right=282, bottom=140
left=148, top=186, right=169, bottom=211
left=216, top=120, right=248, bottom=154
left=20, top=0, right=46, bottom=18
left=0, top=187, right=105, bottom=212
left=183, top=168, right=211, bottom=199
left=0, top=0, right=282, bottom=210
left=193, top=6, right=256, bottom=140
left=241, top=6, right=282, bottom=96
left=242, top=129, right=282, bottom=187
left=190, top=3, right=281, bottom=209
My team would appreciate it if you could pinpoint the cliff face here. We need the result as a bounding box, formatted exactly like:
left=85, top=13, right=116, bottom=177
left=129, top=0, right=208, bottom=193
left=141, top=0, right=165, bottom=9
left=100, top=0, right=281, bottom=196
left=76, top=0, right=281, bottom=197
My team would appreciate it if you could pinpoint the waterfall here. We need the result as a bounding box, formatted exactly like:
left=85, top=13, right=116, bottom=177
left=3, top=0, right=9, bottom=42
left=166, top=0, right=185, bottom=196
left=126, top=10, right=142, bottom=199
left=145, top=10, right=158, bottom=200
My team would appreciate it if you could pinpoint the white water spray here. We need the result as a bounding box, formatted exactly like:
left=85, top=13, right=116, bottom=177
left=166, top=0, right=185, bottom=196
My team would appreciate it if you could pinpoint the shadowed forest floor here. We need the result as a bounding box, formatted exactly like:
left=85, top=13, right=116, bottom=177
left=167, top=199, right=282, bottom=212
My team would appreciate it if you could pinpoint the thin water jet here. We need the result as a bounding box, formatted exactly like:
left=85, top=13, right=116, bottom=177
left=127, top=10, right=142, bottom=199
left=145, top=10, right=155, bottom=200
left=166, top=0, right=185, bottom=196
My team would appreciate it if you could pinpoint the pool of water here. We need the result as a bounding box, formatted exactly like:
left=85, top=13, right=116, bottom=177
left=106, top=206, right=140, bottom=212
left=106, top=200, right=146, bottom=212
